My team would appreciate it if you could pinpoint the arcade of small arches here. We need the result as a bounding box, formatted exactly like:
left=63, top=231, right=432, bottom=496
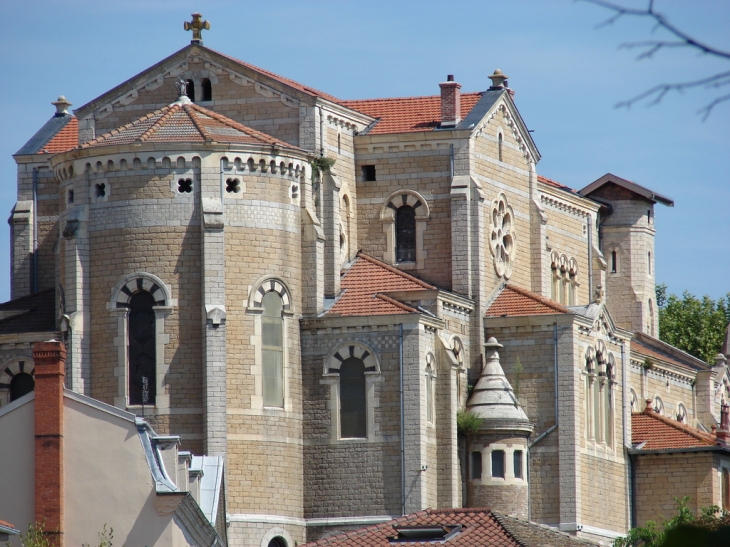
left=550, top=251, right=579, bottom=306
left=584, top=340, right=616, bottom=447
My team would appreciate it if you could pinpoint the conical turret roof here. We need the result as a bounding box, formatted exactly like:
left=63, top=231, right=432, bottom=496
left=466, top=337, right=532, bottom=433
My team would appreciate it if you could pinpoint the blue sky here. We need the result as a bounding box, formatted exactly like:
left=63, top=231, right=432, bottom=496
left=1, top=0, right=728, bottom=302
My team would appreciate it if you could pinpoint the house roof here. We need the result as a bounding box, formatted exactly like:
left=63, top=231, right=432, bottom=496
left=0, top=520, right=19, bottom=536
left=15, top=114, right=78, bottom=156
left=632, top=407, right=719, bottom=451
left=579, top=173, right=674, bottom=207
left=81, top=101, right=299, bottom=150
left=631, top=332, right=708, bottom=371
left=538, top=175, right=580, bottom=196
left=301, top=507, right=601, bottom=547
left=0, top=289, right=56, bottom=335
left=486, top=284, right=570, bottom=317
left=211, top=47, right=343, bottom=104
left=341, top=92, right=483, bottom=135
left=326, top=253, right=434, bottom=317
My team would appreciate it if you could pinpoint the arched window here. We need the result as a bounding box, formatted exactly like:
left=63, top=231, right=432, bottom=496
left=604, top=354, right=615, bottom=446
left=268, top=538, right=287, bottom=547
left=340, top=357, right=366, bottom=438
left=498, top=132, right=503, bottom=162
left=630, top=388, right=639, bottom=412
left=10, top=372, right=34, bottom=402
left=648, top=251, right=652, bottom=275
left=584, top=348, right=595, bottom=440
left=262, top=292, right=284, bottom=408
left=425, top=355, right=436, bottom=425
left=611, top=250, right=617, bottom=273
left=201, top=78, right=212, bottom=101
left=185, top=79, right=195, bottom=102
left=395, top=205, right=416, bottom=263
left=653, top=396, right=664, bottom=415
left=128, top=291, right=156, bottom=406
left=677, top=403, right=688, bottom=423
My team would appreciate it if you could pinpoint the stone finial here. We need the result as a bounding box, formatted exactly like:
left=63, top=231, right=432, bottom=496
left=488, top=69, right=508, bottom=90
left=644, top=398, right=653, bottom=413
left=715, top=353, right=728, bottom=368
left=184, top=13, right=210, bottom=45
left=465, top=336, right=531, bottom=432
left=52, top=96, right=72, bottom=117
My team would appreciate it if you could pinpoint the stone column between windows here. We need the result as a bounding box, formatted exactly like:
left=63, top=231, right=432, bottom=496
left=62, top=203, right=91, bottom=396
left=470, top=184, right=487, bottom=372
left=201, top=154, right=227, bottom=458
left=528, top=161, right=550, bottom=297
left=402, top=320, right=427, bottom=513
left=322, top=172, right=341, bottom=298
left=450, top=175, right=471, bottom=297
left=557, top=320, right=581, bottom=530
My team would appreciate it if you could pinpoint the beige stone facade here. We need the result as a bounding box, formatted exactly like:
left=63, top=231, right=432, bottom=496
left=5, top=37, right=730, bottom=547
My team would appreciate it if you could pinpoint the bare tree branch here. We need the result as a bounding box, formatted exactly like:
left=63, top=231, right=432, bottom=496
left=582, top=0, right=730, bottom=117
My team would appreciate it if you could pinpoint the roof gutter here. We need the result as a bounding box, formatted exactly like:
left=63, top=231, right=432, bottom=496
left=628, top=445, right=728, bottom=455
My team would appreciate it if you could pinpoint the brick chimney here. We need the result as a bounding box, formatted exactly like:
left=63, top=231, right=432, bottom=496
left=33, top=341, right=66, bottom=546
left=440, top=75, right=461, bottom=128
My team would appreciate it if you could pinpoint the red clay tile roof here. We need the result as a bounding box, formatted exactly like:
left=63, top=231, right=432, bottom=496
left=303, top=508, right=520, bottom=547
left=537, top=175, right=578, bottom=194
left=81, top=102, right=298, bottom=149
left=486, top=284, right=570, bottom=317
left=632, top=409, right=718, bottom=450
left=341, top=93, right=483, bottom=134
left=38, top=117, right=78, bottom=154
left=212, top=48, right=343, bottom=104
left=302, top=508, right=601, bottom=547
left=327, top=253, right=434, bottom=317
left=632, top=337, right=705, bottom=370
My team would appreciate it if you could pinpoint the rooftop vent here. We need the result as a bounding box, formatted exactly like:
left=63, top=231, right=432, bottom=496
left=52, top=96, right=72, bottom=117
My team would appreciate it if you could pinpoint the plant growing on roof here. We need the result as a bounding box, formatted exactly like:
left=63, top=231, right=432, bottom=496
left=456, top=410, right=483, bottom=435
left=309, top=156, right=336, bottom=183
left=643, top=358, right=654, bottom=370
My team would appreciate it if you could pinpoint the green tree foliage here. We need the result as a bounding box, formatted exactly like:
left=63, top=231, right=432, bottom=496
left=656, top=284, right=730, bottom=364
left=613, top=497, right=730, bottom=547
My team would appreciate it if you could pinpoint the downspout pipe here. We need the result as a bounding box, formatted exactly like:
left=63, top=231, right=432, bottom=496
left=554, top=322, right=559, bottom=424
left=449, top=144, right=454, bottom=179
left=32, top=167, right=38, bottom=293
left=317, top=105, right=325, bottom=157
left=399, top=323, right=405, bottom=516
left=587, top=214, right=593, bottom=303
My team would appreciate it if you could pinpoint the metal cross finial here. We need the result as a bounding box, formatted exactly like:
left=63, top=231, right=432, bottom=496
left=184, top=13, right=210, bottom=44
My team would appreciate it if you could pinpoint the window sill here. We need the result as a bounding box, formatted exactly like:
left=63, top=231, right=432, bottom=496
left=396, top=261, right=416, bottom=271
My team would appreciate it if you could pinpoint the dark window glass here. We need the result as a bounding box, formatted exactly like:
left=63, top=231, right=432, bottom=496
left=491, top=450, right=505, bottom=478
left=10, top=372, right=34, bottom=401
left=201, top=78, right=212, bottom=101
left=186, top=79, right=195, bottom=102
left=611, top=251, right=617, bottom=273
left=498, top=133, right=503, bottom=162
left=340, top=357, right=366, bottom=438
left=513, top=450, right=523, bottom=479
left=268, top=538, right=287, bottom=547
left=470, top=451, right=482, bottom=480
left=129, top=291, right=156, bottom=405
left=396, top=205, right=416, bottom=262
left=362, top=165, right=376, bottom=181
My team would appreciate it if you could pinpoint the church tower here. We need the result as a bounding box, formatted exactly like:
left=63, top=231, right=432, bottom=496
left=464, top=337, right=532, bottom=518
left=580, top=173, right=673, bottom=337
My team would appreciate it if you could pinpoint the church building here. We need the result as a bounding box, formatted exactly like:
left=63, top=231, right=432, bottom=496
left=3, top=14, right=730, bottom=547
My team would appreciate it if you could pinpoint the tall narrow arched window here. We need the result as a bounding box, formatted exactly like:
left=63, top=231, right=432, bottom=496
left=648, top=251, right=652, bottom=275
left=340, top=357, right=366, bottom=438
left=425, top=355, right=436, bottom=425
left=611, top=250, right=617, bottom=273
left=395, top=205, right=416, bottom=263
left=585, top=349, right=595, bottom=439
left=201, top=78, right=212, bottom=101
left=262, top=292, right=284, bottom=408
left=128, top=291, right=156, bottom=406
left=648, top=299, right=655, bottom=337
left=498, top=133, right=503, bottom=162
left=605, top=354, right=615, bottom=447
left=10, top=372, right=34, bottom=402
left=185, top=79, right=195, bottom=102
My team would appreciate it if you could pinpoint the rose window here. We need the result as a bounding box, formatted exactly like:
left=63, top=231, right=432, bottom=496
left=489, top=193, right=516, bottom=279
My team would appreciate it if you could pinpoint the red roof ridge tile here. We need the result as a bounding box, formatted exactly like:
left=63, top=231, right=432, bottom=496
left=504, top=284, right=570, bottom=313
left=375, top=294, right=418, bottom=313
left=355, top=252, right=435, bottom=290
left=640, top=407, right=718, bottom=445
left=189, top=103, right=297, bottom=148
left=342, top=91, right=484, bottom=105
left=139, top=104, right=178, bottom=143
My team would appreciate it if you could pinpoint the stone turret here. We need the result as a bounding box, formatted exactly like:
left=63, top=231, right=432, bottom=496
left=465, top=337, right=532, bottom=518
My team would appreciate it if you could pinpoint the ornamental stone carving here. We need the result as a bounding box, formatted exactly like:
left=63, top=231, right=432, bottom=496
left=489, top=193, right=516, bottom=279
